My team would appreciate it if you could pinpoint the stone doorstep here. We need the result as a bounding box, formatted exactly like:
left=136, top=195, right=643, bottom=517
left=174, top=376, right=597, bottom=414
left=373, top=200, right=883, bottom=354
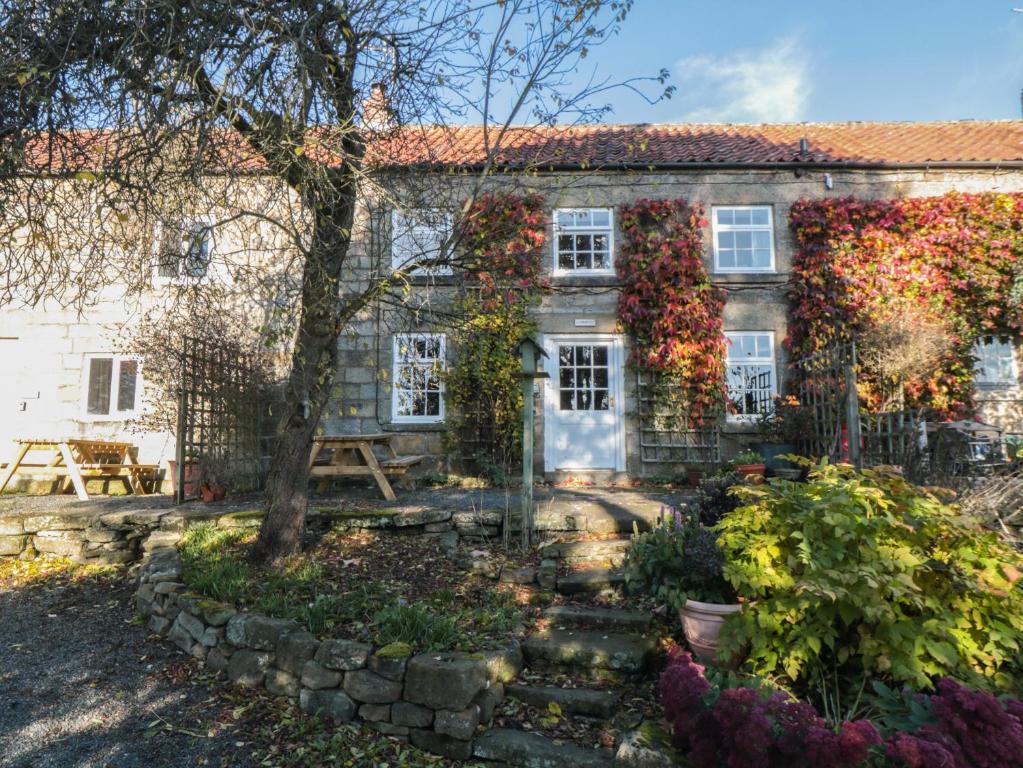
left=472, top=728, right=614, bottom=768
left=505, top=683, right=621, bottom=719
left=522, top=629, right=655, bottom=675
left=542, top=605, right=652, bottom=632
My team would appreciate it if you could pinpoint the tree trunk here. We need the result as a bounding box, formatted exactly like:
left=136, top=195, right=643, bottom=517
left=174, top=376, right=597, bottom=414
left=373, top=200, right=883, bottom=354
left=254, top=190, right=356, bottom=563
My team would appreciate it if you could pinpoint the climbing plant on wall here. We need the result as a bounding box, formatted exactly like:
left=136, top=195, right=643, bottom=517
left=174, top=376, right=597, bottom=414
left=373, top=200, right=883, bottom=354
left=445, top=192, right=547, bottom=477
left=788, top=192, right=1023, bottom=415
left=617, top=198, right=727, bottom=425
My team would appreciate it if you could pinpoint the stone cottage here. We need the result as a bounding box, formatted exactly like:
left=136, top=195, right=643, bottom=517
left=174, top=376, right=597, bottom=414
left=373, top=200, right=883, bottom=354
left=333, top=121, right=1023, bottom=480
left=1, top=120, right=1022, bottom=486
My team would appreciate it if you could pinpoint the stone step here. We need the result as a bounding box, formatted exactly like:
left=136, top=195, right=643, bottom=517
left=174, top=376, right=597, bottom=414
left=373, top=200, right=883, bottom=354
left=555, top=568, right=625, bottom=596
left=541, top=538, right=632, bottom=564
left=543, top=605, right=652, bottom=633
left=523, top=629, right=654, bottom=675
left=506, top=683, right=620, bottom=719
left=473, top=728, right=614, bottom=768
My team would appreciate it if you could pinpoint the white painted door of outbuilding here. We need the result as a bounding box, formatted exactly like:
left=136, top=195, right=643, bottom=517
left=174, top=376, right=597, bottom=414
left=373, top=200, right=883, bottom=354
left=543, top=334, right=626, bottom=472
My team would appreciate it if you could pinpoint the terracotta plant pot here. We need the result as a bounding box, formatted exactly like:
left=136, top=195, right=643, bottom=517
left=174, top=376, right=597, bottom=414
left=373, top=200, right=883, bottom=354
left=680, top=598, right=742, bottom=664
left=201, top=483, right=227, bottom=503
left=735, top=463, right=766, bottom=484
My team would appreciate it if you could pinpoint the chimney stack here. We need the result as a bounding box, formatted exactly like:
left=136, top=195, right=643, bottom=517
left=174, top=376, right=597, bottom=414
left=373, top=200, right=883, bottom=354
left=363, top=82, right=394, bottom=131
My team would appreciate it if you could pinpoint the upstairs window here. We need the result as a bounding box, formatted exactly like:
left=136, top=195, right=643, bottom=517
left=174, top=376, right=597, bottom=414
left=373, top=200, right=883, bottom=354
left=391, top=209, right=453, bottom=274
left=725, top=332, right=776, bottom=420
left=974, top=336, right=1018, bottom=388
left=83, top=354, right=142, bottom=419
left=713, top=206, right=775, bottom=273
left=392, top=334, right=445, bottom=423
left=553, top=208, right=614, bottom=274
left=155, top=222, right=212, bottom=284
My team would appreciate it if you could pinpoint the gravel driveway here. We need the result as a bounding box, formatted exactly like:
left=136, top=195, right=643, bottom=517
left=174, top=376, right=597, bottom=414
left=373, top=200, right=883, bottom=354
left=0, top=567, right=251, bottom=768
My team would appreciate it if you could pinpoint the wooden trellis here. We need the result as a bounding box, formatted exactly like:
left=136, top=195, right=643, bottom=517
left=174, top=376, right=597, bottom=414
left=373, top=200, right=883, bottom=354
left=636, top=371, right=721, bottom=466
left=174, top=335, right=266, bottom=502
left=792, top=342, right=861, bottom=466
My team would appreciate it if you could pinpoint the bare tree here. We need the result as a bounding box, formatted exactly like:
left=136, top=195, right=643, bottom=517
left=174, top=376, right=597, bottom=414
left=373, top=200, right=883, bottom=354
left=0, top=0, right=670, bottom=561
left=858, top=302, right=954, bottom=411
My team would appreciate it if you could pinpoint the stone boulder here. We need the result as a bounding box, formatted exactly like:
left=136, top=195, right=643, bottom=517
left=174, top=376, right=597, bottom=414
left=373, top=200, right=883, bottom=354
left=404, top=652, right=487, bottom=710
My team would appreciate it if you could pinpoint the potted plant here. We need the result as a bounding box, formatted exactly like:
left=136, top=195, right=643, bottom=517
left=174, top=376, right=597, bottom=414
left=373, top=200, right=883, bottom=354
left=624, top=507, right=741, bottom=664
left=731, top=449, right=766, bottom=483
left=167, top=449, right=202, bottom=498
left=685, top=462, right=715, bottom=488
left=753, top=395, right=811, bottom=474
left=197, top=455, right=228, bottom=502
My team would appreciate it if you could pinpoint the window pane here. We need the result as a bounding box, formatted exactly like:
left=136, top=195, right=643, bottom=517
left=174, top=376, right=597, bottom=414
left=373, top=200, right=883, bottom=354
left=735, top=249, right=753, bottom=268
left=753, top=249, right=771, bottom=267
left=184, top=226, right=210, bottom=277
left=716, top=209, right=734, bottom=225
left=734, top=209, right=752, bottom=226
left=591, top=209, right=610, bottom=227
left=718, top=249, right=736, bottom=268
left=735, top=231, right=753, bottom=249
left=753, top=231, right=771, bottom=248
left=117, top=360, right=138, bottom=411
left=594, top=390, right=609, bottom=410
left=593, top=346, right=608, bottom=366
left=560, top=390, right=574, bottom=410
left=87, top=358, right=113, bottom=415
left=751, top=208, right=770, bottom=226
left=426, top=393, right=441, bottom=416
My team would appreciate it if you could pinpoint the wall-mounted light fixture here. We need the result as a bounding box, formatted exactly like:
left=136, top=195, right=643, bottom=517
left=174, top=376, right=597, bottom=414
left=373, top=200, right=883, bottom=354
left=824, top=173, right=834, bottom=191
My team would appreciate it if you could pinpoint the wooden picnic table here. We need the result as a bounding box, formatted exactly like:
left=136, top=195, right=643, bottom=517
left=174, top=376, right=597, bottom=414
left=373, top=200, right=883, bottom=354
left=308, top=434, right=423, bottom=501
left=0, top=438, right=157, bottom=501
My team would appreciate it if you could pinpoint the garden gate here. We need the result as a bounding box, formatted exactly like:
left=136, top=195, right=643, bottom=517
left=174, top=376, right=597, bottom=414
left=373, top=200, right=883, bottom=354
left=792, top=342, right=863, bottom=467
left=174, top=335, right=270, bottom=502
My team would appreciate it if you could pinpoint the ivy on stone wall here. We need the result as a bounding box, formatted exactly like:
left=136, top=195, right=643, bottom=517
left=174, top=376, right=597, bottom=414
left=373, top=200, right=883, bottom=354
left=616, top=198, right=727, bottom=425
left=445, top=193, right=547, bottom=476
left=788, top=192, right=1023, bottom=415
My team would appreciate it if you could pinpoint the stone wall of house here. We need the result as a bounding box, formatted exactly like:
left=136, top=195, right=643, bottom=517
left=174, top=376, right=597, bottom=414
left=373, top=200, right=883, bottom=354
left=135, top=547, right=521, bottom=761
left=333, top=167, right=1023, bottom=477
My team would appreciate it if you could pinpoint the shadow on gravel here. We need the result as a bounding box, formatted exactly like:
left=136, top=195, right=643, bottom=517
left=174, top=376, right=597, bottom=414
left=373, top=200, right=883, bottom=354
left=0, top=564, right=251, bottom=768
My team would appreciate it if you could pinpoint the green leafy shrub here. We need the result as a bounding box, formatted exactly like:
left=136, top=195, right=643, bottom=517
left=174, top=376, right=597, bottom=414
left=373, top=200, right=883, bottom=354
left=716, top=461, right=1023, bottom=693
left=625, top=507, right=735, bottom=610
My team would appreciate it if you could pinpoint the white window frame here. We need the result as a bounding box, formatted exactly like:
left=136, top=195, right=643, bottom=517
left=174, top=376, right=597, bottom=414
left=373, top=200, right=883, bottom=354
left=724, top=332, right=777, bottom=422
left=712, top=205, right=776, bottom=274
left=80, top=353, right=143, bottom=421
left=552, top=208, right=615, bottom=276
left=391, top=333, right=446, bottom=424
left=974, top=336, right=1019, bottom=390
left=390, top=208, right=454, bottom=275
left=152, top=218, right=216, bottom=286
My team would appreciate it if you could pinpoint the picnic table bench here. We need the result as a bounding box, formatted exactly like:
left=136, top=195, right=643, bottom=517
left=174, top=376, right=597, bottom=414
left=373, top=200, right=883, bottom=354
left=0, top=438, right=157, bottom=501
left=308, top=434, right=423, bottom=501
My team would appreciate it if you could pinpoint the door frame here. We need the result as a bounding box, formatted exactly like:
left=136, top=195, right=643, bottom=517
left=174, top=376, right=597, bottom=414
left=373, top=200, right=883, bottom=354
left=542, top=333, right=627, bottom=472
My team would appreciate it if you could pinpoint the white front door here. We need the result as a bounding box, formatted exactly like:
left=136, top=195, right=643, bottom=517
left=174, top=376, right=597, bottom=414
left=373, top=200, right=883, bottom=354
left=543, top=335, right=625, bottom=471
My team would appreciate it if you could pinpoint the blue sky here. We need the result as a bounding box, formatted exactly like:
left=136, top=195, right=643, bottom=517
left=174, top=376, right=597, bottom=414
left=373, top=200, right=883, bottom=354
left=584, top=1, right=1023, bottom=124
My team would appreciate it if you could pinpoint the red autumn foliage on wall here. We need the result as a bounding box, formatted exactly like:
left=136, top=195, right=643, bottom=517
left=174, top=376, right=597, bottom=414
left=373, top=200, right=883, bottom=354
left=458, top=191, right=548, bottom=308
left=788, top=192, right=1023, bottom=414
left=617, top=198, right=727, bottom=423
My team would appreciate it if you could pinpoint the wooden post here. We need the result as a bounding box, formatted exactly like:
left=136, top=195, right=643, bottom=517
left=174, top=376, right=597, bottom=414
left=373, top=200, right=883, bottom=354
left=520, top=342, right=536, bottom=550
left=175, top=387, right=187, bottom=504
left=846, top=344, right=862, bottom=470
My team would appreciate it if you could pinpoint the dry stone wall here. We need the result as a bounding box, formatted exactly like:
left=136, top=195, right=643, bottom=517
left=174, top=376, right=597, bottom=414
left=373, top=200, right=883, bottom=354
left=135, top=548, right=522, bottom=760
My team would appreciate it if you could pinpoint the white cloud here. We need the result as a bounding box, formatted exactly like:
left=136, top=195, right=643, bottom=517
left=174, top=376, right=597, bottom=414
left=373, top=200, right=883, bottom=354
left=674, top=36, right=810, bottom=123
